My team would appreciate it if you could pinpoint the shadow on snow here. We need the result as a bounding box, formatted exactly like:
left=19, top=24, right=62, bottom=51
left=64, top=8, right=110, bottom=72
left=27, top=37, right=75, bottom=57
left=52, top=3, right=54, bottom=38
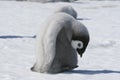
left=0, top=35, right=36, bottom=39
left=64, top=69, right=120, bottom=75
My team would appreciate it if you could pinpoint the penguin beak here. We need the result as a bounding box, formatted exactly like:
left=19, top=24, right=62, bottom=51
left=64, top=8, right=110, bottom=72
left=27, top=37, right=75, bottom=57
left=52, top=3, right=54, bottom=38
left=79, top=53, right=83, bottom=57
left=76, top=48, right=83, bottom=57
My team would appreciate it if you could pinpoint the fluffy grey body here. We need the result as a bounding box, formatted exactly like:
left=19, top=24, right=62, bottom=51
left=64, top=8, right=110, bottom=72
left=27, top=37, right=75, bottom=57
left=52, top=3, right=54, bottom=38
left=31, top=12, right=89, bottom=73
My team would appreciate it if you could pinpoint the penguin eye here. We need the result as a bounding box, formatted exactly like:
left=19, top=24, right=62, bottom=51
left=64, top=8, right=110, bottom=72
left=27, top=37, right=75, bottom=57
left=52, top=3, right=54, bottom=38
left=77, top=42, right=83, bottom=49
left=78, top=43, right=81, bottom=47
left=71, top=40, right=83, bottom=49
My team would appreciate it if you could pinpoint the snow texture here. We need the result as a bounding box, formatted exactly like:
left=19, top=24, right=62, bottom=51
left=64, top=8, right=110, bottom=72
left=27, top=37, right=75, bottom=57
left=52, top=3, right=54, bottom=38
left=0, top=0, right=120, bottom=80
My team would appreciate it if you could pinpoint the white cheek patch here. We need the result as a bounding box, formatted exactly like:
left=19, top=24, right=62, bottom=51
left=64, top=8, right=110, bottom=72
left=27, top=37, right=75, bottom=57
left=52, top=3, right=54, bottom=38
left=71, top=40, right=83, bottom=49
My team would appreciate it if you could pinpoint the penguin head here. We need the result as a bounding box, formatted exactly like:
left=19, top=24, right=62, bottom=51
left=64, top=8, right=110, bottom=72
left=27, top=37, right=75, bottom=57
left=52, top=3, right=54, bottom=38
left=72, top=22, right=90, bottom=57
left=72, top=34, right=89, bottom=57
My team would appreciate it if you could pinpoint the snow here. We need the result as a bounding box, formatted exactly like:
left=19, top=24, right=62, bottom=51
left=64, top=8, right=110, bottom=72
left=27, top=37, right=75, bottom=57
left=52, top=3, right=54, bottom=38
left=0, top=0, right=120, bottom=80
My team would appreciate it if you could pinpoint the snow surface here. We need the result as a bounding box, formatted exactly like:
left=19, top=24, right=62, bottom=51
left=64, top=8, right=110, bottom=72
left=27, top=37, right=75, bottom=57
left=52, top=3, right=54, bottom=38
left=0, top=0, right=120, bottom=80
